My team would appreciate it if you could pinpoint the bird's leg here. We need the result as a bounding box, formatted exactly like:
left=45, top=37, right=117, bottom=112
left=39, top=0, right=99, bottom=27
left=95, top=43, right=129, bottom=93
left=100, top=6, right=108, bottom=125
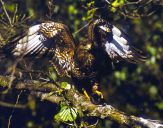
left=92, top=83, right=104, bottom=99
left=82, top=88, right=91, bottom=100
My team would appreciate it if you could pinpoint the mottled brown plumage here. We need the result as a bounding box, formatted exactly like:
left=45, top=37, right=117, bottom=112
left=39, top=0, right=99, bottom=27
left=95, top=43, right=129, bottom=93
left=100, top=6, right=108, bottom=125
left=0, top=19, right=146, bottom=103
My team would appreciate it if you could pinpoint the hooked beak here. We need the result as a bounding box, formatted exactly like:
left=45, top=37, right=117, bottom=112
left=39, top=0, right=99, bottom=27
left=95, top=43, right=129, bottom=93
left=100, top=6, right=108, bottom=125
left=99, top=25, right=110, bottom=32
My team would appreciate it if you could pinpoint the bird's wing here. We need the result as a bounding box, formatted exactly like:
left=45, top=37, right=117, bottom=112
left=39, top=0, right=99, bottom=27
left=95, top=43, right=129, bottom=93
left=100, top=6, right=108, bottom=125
left=3, top=21, right=76, bottom=77
left=9, top=21, right=75, bottom=58
left=99, top=25, right=146, bottom=63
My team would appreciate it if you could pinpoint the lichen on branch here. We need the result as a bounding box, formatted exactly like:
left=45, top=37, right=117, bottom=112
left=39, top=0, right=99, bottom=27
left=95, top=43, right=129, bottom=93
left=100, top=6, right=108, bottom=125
left=0, top=75, right=162, bottom=128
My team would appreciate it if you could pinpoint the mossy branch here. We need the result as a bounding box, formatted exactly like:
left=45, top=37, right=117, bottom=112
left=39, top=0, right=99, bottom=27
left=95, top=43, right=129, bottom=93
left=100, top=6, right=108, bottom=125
left=0, top=75, right=163, bottom=128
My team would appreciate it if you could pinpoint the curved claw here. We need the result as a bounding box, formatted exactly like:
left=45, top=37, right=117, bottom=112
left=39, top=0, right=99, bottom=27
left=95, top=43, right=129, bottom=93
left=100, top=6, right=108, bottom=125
left=82, top=88, right=91, bottom=100
left=93, top=90, right=104, bottom=99
left=92, top=83, right=104, bottom=99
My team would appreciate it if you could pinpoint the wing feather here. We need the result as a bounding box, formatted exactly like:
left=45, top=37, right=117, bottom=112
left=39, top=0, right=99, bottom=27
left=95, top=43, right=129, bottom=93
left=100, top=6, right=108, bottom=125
left=10, top=22, right=75, bottom=58
left=26, top=34, right=42, bottom=51
left=104, top=26, right=146, bottom=63
left=27, top=39, right=43, bottom=55
left=2, top=21, right=76, bottom=77
left=28, top=24, right=41, bottom=35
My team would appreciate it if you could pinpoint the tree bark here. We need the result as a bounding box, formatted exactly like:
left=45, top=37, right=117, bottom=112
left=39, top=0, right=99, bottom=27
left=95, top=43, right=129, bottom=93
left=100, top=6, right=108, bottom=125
left=0, top=75, right=163, bottom=128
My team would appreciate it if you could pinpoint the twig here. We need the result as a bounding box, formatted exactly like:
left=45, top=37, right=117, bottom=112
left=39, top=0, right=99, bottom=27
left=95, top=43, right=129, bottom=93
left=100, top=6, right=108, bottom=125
left=8, top=63, right=17, bottom=89
left=0, top=101, right=26, bottom=109
left=124, top=0, right=143, bottom=6
left=0, top=0, right=13, bottom=27
left=7, top=91, right=23, bottom=128
left=73, top=22, right=89, bottom=35
left=105, top=0, right=111, bottom=4
left=12, top=4, right=18, bottom=23
left=73, top=19, right=93, bottom=35
left=31, top=91, right=64, bottom=104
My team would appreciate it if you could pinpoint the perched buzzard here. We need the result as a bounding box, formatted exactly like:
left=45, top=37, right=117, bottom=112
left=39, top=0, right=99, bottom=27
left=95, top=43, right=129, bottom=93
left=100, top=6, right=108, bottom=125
left=0, top=19, right=146, bottom=102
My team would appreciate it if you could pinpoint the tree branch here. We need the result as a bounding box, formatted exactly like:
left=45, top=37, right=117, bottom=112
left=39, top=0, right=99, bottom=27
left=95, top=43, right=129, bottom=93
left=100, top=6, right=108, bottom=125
left=0, top=101, right=27, bottom=109
left=0, top=75, right=163, bottom=128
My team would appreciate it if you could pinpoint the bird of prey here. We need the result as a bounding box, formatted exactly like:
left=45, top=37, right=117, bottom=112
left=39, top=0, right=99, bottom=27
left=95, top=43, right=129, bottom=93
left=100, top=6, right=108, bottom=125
left=87, top=19, right=146, bottom=63
left=0, top=19, right=146, bottom=103
left=75, top=18, right=146, bottom=102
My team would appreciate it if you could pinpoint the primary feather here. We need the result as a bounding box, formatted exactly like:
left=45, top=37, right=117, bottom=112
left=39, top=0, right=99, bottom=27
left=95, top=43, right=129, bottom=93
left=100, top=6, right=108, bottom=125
left=88, top=19, right=146, bottom=63
left=104, top=25, right=146, bottom=63
left=1, top=21, right=77, bottom=77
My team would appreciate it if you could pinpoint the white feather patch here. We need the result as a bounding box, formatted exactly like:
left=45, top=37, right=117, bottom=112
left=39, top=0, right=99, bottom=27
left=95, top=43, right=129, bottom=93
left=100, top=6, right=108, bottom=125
left=29, top=41, right=44, bottom=54
left=28, top=24, right=41, bottom=35
left=25, top=34, right=46, bottom=55
left=112, top=26, right=121, bottom=37
left=18, top=33, right=38, bottom=44
left=120, top=37, right=128, bottom=45
left=105, top=34, right=132, bottom=59
left=99, top=26, right=108, bottom=31
left=113, top=35, right=130, bottom=51
left=26, top=35, right=41, bottom=50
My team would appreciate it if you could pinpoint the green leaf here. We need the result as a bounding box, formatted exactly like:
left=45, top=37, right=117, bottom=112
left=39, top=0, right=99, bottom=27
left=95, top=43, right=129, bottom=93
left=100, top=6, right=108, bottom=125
left=28, top=8, right=35, bottom=18
left=68, top=5, right=77, bottom=14
left=149, top=85, right=158, bottom=96
left=111, top=0, right=125, bottom=12
left=147, top=45, right=157, bottom=56
left=87, top=1, right=95, bottom=8
left=156, top=102, right=163, bottom=110
left=60, top=82, right=71, bottom=90
left=5, top=4, right=15, bottom=12
left=114, top=70, right=127, bottom=81
left=54, top=106, right=78, bottom=122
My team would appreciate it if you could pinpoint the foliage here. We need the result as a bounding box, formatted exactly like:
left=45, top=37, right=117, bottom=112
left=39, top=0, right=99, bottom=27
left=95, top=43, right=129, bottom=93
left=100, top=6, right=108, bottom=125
left=54, top=105, right=77, bottom=123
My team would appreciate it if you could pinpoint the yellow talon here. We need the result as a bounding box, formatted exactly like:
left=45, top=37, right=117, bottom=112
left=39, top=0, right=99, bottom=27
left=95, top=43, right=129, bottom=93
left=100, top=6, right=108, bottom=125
left=94, top=90, right=104, bottom=99
left=92, top=83, right=104, bottom=99
left=83, top=89, right=91, bottom=100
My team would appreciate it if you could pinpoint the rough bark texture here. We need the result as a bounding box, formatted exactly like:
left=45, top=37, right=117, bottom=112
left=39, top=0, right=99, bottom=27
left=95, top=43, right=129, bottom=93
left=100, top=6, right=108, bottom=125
left=0, top=75, right=163, bottom=128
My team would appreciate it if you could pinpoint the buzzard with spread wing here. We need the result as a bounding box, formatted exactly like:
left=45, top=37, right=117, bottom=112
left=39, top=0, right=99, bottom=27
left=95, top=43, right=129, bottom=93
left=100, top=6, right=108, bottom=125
left=0, top=19, right=146, bottom=103
left=1, top=21, right=82, bottom=77
left=88, top=19, right=146, bottom=63
left=75, top=19, right=146, bottom=102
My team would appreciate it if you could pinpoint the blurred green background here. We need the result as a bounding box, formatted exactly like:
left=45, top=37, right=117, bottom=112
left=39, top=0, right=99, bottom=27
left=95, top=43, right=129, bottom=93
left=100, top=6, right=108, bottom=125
left=0, top=0, right=163, bottom=127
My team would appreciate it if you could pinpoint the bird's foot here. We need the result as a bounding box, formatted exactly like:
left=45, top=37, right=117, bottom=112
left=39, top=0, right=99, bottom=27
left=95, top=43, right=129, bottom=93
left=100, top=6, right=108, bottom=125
left=93, top=90, right=104, bottom=99
left=90, top=83, right=105, bottom=104
left=92, top=83, right=104, bottom=99
left=82, top=88, right=91, bottom=100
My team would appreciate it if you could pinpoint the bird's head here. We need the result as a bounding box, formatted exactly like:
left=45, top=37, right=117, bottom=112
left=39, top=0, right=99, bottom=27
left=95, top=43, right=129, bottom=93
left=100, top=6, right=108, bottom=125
left=88, top=19, right=111, bottom=44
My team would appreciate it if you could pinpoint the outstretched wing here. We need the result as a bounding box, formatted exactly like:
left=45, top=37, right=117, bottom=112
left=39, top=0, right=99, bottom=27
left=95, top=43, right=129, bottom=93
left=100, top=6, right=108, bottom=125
left=7, top=21, right=75, bottom=57
left=3, top=21, right=76, bottom=77
left=98, top=24, right=146, bottom=63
